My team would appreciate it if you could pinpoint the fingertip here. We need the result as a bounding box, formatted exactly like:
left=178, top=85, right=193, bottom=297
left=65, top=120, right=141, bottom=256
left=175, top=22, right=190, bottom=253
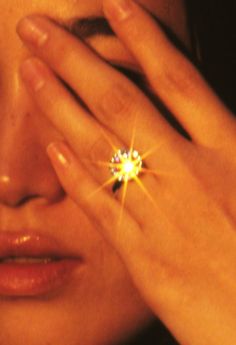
left=103, top=0, right=134, bottom=22
left=47, top=141, right=72, bottom=169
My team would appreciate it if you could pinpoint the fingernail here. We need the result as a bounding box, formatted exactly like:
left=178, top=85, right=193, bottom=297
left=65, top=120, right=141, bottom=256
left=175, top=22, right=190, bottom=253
left=104, top=0, right=133, bottom=21
left=20, top=59, right=45, bottom=92
left=17, top=17, right=48, bottom=46
left=47, top=142, right=72, bottom=169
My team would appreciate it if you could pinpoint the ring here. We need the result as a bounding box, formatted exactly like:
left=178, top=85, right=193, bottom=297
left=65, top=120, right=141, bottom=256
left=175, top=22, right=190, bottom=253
left=110, top=148, right=143, bottom=192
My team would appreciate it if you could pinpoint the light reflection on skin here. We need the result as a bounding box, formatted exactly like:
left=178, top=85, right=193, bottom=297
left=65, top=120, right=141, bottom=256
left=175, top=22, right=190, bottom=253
left=0, top=176, right=10, bottom=184
left=14, top=235, right=32, bottom=245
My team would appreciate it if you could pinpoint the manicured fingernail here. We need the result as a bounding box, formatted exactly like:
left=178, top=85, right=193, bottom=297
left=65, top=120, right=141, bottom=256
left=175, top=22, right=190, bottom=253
left=17, top=17, right=48, bottom=46
left=47, top=142, right=72, bottom=169
left=104, top=0, right=133, bottom=21
left=20, top=59, right=45, bottom=92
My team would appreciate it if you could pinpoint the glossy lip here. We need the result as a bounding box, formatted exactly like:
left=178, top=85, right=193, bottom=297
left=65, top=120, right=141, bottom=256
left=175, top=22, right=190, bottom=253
left=0, top=232, right=83, bottom=297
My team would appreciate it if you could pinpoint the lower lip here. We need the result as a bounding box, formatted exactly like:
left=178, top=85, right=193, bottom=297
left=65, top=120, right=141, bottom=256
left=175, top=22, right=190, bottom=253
left=0, top=259, right=81, bottom=297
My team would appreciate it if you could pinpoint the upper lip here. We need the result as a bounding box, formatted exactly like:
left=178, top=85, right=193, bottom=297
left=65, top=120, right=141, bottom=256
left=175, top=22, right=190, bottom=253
left=0, top=231, right=81, bottom=260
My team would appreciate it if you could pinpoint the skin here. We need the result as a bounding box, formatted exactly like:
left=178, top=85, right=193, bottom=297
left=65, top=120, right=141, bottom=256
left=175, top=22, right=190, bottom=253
left=0, top=1, right=191, bottom=345
left=13, top=0, right=236, bottom=345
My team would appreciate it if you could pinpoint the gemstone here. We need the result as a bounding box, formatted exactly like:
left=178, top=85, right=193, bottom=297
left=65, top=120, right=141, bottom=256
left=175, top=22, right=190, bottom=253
left=110, top=149, right=143, bottom=182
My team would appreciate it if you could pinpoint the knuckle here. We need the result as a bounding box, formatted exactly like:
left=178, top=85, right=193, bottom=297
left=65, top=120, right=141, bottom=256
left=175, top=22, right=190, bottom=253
left=98, top=83, right=136, bottom=120
left=88, top=132, right=120, bottom=172
left=153, top=60, right=201, bottom=99
left=89, top=134, right=111, bottom=162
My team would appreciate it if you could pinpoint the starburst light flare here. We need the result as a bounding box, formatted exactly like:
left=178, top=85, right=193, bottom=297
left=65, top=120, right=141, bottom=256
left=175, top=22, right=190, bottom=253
left=109, top=149, right=143, bottom=182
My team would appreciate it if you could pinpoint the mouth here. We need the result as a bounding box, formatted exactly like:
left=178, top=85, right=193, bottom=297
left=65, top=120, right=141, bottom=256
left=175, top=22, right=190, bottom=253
left=0, top=232, right=83, bottom=297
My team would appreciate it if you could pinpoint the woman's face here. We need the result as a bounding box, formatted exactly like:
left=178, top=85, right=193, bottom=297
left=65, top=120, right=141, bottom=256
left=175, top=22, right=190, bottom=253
left=0, top=1, right=190, bottom=344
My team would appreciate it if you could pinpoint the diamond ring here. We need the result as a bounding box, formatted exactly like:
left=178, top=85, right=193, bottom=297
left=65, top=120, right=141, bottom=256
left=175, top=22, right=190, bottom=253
left=110, top=149, right=143, bottom=192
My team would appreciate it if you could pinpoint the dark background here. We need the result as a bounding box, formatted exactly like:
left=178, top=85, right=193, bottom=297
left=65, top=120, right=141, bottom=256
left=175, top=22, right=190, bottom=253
left=187, top=0, right=236, bottom=112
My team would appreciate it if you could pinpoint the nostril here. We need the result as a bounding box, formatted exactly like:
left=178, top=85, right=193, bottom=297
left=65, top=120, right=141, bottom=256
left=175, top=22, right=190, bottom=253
left=0, top=186, right=65, bottom=208
left=0, top=177, right=40, bottom=207
left=0, top=171, right=66, bottom=207
left=0, top=191, right=37, bottom=208
left=13, top=194, right=40, bottom=207
left=0, top=175, right=28, bottom=207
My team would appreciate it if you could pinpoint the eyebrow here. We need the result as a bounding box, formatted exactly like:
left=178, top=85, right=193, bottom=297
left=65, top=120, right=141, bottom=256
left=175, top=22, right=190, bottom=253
left=64, top=17, right=115, bottom=39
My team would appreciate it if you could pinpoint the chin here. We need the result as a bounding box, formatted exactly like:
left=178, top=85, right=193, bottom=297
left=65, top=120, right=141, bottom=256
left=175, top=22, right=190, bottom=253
left=0, top=251, right=154, bottom=345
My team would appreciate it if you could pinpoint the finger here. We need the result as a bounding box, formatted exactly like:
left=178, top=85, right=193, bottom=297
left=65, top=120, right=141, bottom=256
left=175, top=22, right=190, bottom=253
left=20, top=57, right=184, bottom=189
left=17, top=15, right=189, bottom=159
left=46, top=140, right=144, bottom=256
left=20, top=57, right=183, bottom=241
left=102, top=0, right=236, bottom=146
left=20, top=57, right=126, bottom=185
left=19, top=57, right=172, bottom=216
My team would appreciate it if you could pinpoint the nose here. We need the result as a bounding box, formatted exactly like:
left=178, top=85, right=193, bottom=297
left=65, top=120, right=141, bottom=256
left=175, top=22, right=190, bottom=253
left=0, top=63, right=65, bottom=208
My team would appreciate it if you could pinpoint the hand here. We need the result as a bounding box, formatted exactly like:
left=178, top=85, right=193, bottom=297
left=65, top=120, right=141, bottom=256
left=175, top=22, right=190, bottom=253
left=16, top=0, right=236, bottom=344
